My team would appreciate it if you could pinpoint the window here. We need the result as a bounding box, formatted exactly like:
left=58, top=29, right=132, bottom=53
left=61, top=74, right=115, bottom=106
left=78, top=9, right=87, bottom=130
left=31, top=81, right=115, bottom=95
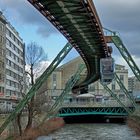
left=0, top=23, right=4, bottom=32
left=53, top=74, right=56, bottom=82
left=0, top=74, right=4, bottom=82
left=6, top=59, right=11, bottom=66
left=120, top=75, right=124, bottom=82
left=6, top=69, right=10, bottom=75
left=14, top=36, right=16, bottom=42
left=11, top=43, right=14, bottom=50
left=6, top=29, right=11, bottom=37
left=11, top=62, right=14, bottom=68
left=6, top=89, right=11, bottom=96
left=9, top=50, right=11, bottom=57
left=0, top=49, right=5, bottom=56
left=112, top=84, right=115, bottom=90
left=6, top=39, right=10, bottom=46
left=0, top=61, right=4, bottom=69
left=11, top=33, right=14, bottom=40
left=6, top=79, right=11, bottom=86
left=15, top=47, right=18, bottom=53
left=0, top=35, right=4, bottom=43
left=0, top=86, right=4, bottom=96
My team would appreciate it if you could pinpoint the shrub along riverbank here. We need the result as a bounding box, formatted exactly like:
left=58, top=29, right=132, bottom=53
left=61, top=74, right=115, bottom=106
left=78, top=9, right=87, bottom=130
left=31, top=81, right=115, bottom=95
left=3, top=117, right=64, bottom=140
left=127, top=115, right=140, bottom=137
left=16, top=117, right=64, bottom=140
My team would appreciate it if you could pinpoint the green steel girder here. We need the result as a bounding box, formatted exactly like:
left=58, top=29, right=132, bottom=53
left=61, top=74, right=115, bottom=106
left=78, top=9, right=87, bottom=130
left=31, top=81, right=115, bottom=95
left=112, top=35, right=140, bottom=82
left=41, top=64, right=86, bottom=123
left=49, top=10, right=91, bottom=17
left=114, top=73, right=137, bottom=108
left=28, top=0, right=108, bottom=90
left=101, top=83, right=132, bottom=114
left=0, top=43, right=72, bottom=135
left=40, top=0, right=81, bottom=6
left=58, top=107, right=130, bottom=117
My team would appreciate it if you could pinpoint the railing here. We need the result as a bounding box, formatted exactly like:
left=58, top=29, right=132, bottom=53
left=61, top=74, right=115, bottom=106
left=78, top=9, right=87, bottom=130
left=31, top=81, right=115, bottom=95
left=60, top=100, right=133, bottom=108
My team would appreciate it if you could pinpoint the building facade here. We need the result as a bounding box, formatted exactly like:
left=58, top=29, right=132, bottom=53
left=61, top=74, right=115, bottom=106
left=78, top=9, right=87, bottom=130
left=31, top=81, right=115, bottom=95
left=128, top=76, right=140, bottom=99
left=0, top=12, right=25, bottom=111
left=39, top=56, right=128, bottom=101
left=128, top=76, right=140, bottom=92
left=128, top=76, right=135, bottom=92
left=88, top=64, right=128, bottom=100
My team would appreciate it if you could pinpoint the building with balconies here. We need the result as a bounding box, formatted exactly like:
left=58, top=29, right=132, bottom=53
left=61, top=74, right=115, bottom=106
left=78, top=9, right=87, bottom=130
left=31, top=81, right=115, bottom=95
left=0, top=12, right=25, bottom=112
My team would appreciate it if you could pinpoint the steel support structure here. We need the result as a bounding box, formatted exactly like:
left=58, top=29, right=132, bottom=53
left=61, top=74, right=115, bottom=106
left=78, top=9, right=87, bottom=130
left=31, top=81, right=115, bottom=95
left=101, top=83, right=132, bottom=114
left=114, top=73, right=137, bottom=108
left=59, top=107, right=129, bottom=117
left=27, top=0, right=109, bottom=89
left=41, top=64, right=85, bottom=124
left=0, top=43, right=72, bottom=134
left=112, top=35, right=140, bottom=82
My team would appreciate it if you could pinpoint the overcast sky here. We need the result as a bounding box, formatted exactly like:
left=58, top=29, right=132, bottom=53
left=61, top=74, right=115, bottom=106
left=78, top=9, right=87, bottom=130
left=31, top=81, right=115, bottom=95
left=0, top=0, right=140, bottom=76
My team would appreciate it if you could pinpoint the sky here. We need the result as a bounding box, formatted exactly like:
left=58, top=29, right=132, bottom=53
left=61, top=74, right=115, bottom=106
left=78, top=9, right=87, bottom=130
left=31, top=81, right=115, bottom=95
left=0, top=0, right=140, bottom=76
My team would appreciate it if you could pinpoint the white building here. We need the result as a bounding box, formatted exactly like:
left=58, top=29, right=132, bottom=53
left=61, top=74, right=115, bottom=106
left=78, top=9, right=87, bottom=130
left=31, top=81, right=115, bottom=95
left=0, top=12, right=25, bottom=112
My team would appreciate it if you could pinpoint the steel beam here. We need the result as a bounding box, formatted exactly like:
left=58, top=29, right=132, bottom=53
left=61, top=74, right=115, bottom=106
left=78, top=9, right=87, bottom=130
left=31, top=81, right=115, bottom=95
left=101, top=83, right=132, bottom=114
left=59, top=107, right=128, bottom=117
left=112, top=35, right=140, bottom=82
left=114, top=73, right=137, bottom=108
left=40, top=64, right=85, bottom=124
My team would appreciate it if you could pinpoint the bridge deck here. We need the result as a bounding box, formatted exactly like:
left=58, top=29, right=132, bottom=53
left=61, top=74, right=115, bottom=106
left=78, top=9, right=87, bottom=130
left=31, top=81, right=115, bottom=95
left=28, top=0, right=109, bottom=89
left=58, top=107, right=133, bottom=117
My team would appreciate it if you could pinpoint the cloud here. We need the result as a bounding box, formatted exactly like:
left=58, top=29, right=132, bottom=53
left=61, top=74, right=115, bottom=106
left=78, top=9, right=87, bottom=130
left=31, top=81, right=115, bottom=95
left=0, top=0, right=58, bottom=37
left=1, top=0, right=140, bottom=74
left=25, top=60, right=51, bottom=81
left=94, top=0, right=140, bottom=58
left=113, top=53, right=140, bottom=76
left=2, top=0, right=140, bottom=56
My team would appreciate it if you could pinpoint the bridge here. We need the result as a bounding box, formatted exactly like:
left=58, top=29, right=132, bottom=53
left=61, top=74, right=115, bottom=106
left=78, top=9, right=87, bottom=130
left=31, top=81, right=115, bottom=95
left=0, top=0, right=140, bottom=137
left=58, top=99, right=134, bottom=117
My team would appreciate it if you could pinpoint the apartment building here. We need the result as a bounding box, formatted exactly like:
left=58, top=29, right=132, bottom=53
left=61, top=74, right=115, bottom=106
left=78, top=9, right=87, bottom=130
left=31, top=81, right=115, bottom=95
left=0, top=12, right=25, bottom=111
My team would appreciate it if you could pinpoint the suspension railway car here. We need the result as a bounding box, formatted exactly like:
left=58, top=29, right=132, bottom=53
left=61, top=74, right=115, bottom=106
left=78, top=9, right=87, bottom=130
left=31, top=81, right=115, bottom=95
left=100, top=57, right=115, bottom=85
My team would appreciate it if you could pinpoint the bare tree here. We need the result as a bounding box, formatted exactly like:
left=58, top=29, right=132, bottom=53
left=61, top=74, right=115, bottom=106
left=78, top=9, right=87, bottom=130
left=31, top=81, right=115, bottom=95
left=25, top=42, right=47, bottom=130
left=16, top=78, right=25, bottom=136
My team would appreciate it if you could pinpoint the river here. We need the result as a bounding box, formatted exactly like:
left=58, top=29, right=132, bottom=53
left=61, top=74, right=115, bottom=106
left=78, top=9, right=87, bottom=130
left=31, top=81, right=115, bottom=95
left=48, top=123, right=140, bottom=140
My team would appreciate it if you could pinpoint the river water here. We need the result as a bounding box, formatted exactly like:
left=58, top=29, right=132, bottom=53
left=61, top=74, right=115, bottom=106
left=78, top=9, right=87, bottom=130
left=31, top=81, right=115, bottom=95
left=49, top=123, right=140, bottom=140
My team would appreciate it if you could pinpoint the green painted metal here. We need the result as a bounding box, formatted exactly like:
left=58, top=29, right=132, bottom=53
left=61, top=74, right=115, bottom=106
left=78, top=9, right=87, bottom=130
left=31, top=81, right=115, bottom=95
left=101, top=83, right=132, bottom=114
left=114, top=73, right=137, bottom=108
left=28, top=0, right=108, bottom=88
left=58, top=107, right=129, bottom=117
left=112, top=35, right=140, bottom=82
left=41, top=64, right=86, bottom=123
left=0, top=43, right=72, bottom=135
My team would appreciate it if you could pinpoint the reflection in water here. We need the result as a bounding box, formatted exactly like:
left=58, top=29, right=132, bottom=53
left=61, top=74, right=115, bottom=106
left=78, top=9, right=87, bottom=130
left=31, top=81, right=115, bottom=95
left=49, top=124, right=140, bottom=140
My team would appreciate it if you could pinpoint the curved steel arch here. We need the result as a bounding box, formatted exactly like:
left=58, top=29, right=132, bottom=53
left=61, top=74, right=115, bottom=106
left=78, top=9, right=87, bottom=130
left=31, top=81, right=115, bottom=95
left=28, top=0, right=110, bottom=88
